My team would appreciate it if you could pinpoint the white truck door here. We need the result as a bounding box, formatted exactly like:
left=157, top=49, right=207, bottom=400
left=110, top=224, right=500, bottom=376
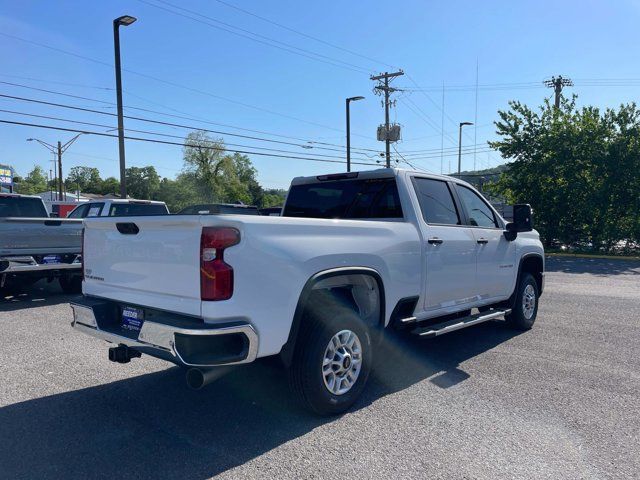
left=411, top=177, right=478, bottom=315
left=454, top=184, right=516, bottom=300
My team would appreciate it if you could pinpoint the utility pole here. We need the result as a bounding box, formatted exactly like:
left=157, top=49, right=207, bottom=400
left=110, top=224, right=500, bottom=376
left=57, top=141, right=63, bottom=200
left=544, top=75, right=573, bottom=108
left=371, top=70, right=404, bottom=167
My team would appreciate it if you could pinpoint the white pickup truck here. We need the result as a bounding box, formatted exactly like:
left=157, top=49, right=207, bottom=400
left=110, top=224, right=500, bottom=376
left=71, top=168, right=544, bottom=414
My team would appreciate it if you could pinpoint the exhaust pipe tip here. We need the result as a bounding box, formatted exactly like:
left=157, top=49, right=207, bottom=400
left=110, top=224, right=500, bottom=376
left=186, top=368, right=206, bottom=390
left=186, top=366, right=232, bottom=390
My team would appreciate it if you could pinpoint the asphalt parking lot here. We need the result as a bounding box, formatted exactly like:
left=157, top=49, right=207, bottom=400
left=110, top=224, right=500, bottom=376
left=1, top=256, right=639, bottom=479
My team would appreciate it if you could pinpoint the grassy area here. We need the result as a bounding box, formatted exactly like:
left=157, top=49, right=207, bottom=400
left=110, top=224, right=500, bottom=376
left=545, top=250, right=640, bottom=261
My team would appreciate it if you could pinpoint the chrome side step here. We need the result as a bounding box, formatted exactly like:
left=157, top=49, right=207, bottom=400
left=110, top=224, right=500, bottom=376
left=400, top=316, right=417, bottom=324
left=411, top=309, right=511, bottom=338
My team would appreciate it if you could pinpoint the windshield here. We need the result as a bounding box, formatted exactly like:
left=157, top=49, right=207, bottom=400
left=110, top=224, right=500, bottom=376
left=0, top=196, right=48, bottom=218
left=283, top=178, right=403, bottom=219
left=109, top=203, right=168, bottom=216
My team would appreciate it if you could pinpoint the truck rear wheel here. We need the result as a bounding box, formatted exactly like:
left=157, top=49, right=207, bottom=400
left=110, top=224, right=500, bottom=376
left=289, top=304, right=372, bottom=415
left=505, top=272, right=539, bottom=330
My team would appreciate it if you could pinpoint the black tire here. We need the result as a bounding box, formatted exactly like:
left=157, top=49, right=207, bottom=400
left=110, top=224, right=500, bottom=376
left=505, top=272, right=539, bottom=330
left=289, top=302, right=373, bottom=415
left=59, top=275, right=82, bottom=294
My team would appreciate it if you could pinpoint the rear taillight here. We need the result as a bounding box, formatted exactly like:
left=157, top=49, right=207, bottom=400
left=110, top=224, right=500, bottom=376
left=200, top=227, right=240, bottom=301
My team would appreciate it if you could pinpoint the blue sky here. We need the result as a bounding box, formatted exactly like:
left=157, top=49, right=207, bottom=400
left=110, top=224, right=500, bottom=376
left=1, top=0, right=640, bottom=189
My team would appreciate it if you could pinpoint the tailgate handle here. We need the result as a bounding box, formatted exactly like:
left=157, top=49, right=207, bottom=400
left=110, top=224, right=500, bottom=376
left=44, top=220, right=62, bottom=226
left=116, top=222, right=140, bottom=235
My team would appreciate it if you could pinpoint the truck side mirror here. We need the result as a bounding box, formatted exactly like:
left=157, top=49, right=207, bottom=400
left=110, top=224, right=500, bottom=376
left=504, top=204, right=533, bottom=241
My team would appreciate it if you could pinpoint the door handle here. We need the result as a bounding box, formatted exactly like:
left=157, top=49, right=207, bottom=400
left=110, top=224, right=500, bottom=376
left=476, top=238, right=489, bottom=244
left=428, top=237, right=443, bottom=245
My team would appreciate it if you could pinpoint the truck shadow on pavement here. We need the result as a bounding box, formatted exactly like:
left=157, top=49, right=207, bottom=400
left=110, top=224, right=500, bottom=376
left=0, top=322, right=520, bottom=479
left=545, top=256, right=640, bottom=276
left=0, top=284, right=79, bottom=312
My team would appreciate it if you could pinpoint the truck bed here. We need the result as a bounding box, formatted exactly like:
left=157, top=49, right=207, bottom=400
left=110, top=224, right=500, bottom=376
left=82, top=213, right=422, bottom=356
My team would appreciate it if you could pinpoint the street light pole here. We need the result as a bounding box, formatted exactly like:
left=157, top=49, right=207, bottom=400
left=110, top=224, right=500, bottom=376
left=27, top=134, right=83, bottom=201
left=345, top=96, right=364, bottom=172
left=113, top=15, right=137, bottom=199
left=457, top=121, right=473, bottom=175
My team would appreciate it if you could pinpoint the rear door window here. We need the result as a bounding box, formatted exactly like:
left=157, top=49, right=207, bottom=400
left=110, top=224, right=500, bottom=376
left=86, top=203, right=104, bottom=217
left=412, top=178, right=461, bottom=225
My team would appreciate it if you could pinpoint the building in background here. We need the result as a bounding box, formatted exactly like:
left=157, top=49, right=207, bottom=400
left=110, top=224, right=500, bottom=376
left=0, top=164, right=14, bottom=193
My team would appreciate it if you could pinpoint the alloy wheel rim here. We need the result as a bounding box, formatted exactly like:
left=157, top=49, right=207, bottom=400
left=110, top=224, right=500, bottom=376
left=522, top=284, right=536, bottom=319
left=322, top=329, right=362, bottom=396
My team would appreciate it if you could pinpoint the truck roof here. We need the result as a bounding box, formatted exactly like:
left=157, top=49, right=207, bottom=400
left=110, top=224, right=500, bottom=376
left=0, top=192, right=43, bottom=200
left=290, top=167, right=475, bottom=188
left=104, top=198, right=166, bottom=204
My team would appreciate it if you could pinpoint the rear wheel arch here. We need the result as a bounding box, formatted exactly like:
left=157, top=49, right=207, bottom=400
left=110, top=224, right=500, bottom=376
left=280, top=267, right=385, bottom=367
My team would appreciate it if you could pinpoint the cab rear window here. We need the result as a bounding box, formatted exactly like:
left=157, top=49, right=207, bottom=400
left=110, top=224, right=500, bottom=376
left=283, top=178, right=403, bottom=219
left=109, top=203, right=168, bottom=216
left=0, top=196, right=48, bottom=218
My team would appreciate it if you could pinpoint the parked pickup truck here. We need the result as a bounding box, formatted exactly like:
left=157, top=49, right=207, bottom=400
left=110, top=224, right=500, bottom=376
left=67, top=199, right=169, bottom=218
left=1, top=193, right=83, bottom=293
left=71, top=169, right=544, bottom=414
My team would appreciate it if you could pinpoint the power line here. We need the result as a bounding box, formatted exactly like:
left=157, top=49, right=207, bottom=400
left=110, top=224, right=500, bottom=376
left=211, top=0, right=397, bottom=70
left=137, top=0, right=373, bottom=74
left=0, top=81, right=114, bottom=106
left=0, top=31, right=367, bottom=135
left=392, top=145, right=433, bottom=173
left=2, top=75, right=380, bottom=149
left=0, top=108, right=377, bottom=161
left=0, top=92, right=380, bottom=157
left=1, top=118, right=381, bottom=167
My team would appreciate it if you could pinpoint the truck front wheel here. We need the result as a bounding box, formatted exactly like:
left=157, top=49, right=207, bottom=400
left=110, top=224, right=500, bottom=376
left=505, top=272, right=539, bottom=330
left=289, top=304, right=372, bottom=415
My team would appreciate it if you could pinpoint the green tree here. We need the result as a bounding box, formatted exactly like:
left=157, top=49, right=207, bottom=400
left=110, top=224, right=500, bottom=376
left=489, top=96, right=640, bottom=253
left=156, top=175, right=200, bottom=212
left=125, top=166, right=160, bottom=199
left=66, top=166, right=102, bottom=193
left=182, top=131, right=252, bottom=204
left=99, top=177, right=120, bottom=196
left=15, top=165, right=48, bottom=194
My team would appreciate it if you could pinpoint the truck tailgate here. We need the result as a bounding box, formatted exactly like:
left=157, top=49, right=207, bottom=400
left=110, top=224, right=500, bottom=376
left=83, top=216, right=203, bottom=316
left=0, top=218, right=82, bottom=253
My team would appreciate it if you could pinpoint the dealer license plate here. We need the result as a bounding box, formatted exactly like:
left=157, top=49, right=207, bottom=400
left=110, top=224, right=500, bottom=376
left=42, top=255, right=61, bottom=264
left=121, top=306, right=145, bottom=332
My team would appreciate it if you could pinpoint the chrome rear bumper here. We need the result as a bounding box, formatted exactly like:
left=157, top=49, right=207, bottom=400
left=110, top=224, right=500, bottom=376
left=70, top=297, right=258, bottom=367
left=0, top=255, right=81, bottom=273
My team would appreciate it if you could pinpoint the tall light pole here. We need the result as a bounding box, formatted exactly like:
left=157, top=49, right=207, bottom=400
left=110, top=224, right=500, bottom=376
left=345, top=96, right=364, bottom=172
left=27, top=134, right=83, bottom=200
left=113, top=15, right=137, bottom=199
left=457, top=121, right=473, bottom=175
